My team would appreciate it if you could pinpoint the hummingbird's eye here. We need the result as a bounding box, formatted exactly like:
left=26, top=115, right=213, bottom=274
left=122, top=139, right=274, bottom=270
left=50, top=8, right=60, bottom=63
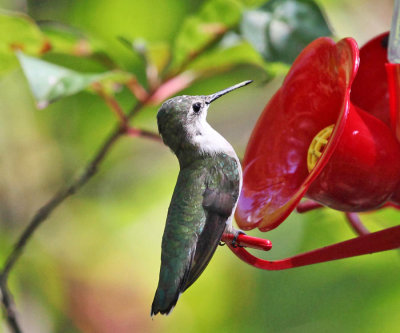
left=192, top=102, right=202, bottom=113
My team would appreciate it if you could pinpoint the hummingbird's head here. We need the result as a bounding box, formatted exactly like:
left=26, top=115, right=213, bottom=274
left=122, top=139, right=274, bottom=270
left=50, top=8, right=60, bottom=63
left=157, top=80, right=252, bottom=155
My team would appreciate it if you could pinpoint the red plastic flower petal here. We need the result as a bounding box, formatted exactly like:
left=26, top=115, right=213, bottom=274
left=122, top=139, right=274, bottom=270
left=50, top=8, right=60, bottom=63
left=351, top=33, right=391, bottom=126
left=235, top=35, right=400, bottom=232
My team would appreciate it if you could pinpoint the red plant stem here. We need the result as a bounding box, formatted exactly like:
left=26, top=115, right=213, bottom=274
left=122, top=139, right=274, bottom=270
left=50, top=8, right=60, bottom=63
left=126, top=127, right=162, bottom=142
left=105, top=96, right=127, bottom=124
left=94, top=86, right=162, bottom=143
left=147, top=71, right=196, bottom=105
left=93, top=84, right=128, bottom=125
left=296, top=200, right=324, bottom=213
left=126, top=77, right=149, bottom=102
left=345, top=212, right=369, bottom=236
left=227, top=224, right=400, bottom=270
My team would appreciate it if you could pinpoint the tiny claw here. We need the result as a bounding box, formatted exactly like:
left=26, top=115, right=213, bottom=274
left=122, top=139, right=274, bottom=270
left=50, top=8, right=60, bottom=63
left=231, top=231, right=246, bottom=248
left=219, top=241, right=226, bottom=246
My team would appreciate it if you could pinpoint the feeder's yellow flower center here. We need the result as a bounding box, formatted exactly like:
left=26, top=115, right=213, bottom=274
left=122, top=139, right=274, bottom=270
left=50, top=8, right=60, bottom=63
left=307, top=124, right=334, bottom=172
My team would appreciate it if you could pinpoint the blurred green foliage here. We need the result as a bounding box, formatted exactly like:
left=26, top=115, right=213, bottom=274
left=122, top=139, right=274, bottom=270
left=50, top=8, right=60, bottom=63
left=0, top=10, right=46, bottom=73
left=241, top=0, right=332, bottom=63
left=17, top=52, right=132, bottom=108
left=0, top=0, right=399, bottom=332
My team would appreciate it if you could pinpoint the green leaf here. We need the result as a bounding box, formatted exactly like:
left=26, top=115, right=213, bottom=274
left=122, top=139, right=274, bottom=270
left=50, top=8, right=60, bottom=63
left=188, top=35, right=266, bottom=73
left=168, top=0, right=244, bottom=73
left=181, top=31, right=289, bottom=80
left=118, top=36, right=171, bottom=74
left=0, top=10, right=49, bottom=73
left=39, top=22, right=98, bottom=56
left=17, top=52, right=132, bottom=108
left=241, top=0, right=332, bottom=64
left=237, top=0, right=267, bottom=7
left=146, top=42, right=171, bottom=74
left=40, top=22, right=120, bottom=70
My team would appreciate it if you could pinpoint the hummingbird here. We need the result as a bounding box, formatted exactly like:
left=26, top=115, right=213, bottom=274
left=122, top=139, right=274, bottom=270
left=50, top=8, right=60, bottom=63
left=151, top=80, right=252, bottom=316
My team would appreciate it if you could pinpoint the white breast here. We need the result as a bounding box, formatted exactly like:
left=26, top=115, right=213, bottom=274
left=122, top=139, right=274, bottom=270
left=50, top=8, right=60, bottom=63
left=190, top=117, right=243, bottom=228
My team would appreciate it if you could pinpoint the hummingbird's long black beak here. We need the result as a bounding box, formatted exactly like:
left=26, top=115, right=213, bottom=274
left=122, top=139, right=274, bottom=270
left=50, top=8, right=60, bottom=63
left=206, top=80, right=253, bottom=104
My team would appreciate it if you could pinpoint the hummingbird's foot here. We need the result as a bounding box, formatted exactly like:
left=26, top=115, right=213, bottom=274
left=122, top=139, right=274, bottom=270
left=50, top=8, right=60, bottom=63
left=222, top=228, right=273, bottom=251
left=231, top=230, right=246, bottom=248
left=222, top=225, right=246, bottom=247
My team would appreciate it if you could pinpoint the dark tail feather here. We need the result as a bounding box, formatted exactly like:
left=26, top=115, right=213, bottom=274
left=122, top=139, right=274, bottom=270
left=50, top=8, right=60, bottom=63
left=151, top=287, right=181, bottom=317
left=151, top=246, right=195, bottom=317
left=151, top=267, right=189, bottom=316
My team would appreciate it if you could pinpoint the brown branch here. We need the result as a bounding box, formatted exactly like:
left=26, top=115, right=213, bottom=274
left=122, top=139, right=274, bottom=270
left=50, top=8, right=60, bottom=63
left=0, top=101, right=150, bottom=332
left=1, top=124, right=125, bottom=278
left=0, top=279, right=22, bottom=333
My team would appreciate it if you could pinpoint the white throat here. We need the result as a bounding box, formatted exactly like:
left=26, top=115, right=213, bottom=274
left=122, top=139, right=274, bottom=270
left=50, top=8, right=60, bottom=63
left=190, top=116, right=236, bottom=157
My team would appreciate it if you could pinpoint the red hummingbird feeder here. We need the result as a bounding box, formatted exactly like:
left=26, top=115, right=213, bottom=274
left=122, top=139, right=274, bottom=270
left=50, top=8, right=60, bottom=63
left=221, top=28, right=400, bottom=269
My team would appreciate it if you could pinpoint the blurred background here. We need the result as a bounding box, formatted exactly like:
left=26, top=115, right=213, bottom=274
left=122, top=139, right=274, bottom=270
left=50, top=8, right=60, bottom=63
left=0, top=0, right=399, bottom=332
